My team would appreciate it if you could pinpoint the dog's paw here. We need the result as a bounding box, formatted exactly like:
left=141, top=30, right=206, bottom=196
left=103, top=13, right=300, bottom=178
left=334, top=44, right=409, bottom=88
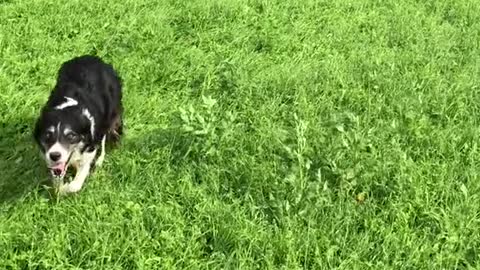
left=66, top=181, right=83, bottom=193
left=57, top=181, right=83, bottom=195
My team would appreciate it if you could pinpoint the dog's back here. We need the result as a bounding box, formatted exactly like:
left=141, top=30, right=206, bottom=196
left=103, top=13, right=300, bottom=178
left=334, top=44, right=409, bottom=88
left=51, top=55, right=123, bottom=144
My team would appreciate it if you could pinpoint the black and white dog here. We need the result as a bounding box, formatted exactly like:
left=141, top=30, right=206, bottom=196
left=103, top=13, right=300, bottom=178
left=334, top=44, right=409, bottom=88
left=33, top=55, right=123, bottom=194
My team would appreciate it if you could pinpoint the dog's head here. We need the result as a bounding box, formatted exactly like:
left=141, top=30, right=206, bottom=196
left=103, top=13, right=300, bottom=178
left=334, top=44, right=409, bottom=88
left=33, top=107, right=93, bottom=178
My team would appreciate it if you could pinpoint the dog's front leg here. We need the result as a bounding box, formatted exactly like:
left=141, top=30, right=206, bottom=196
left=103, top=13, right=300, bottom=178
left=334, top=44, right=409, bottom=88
left=59, top=149, right=97, bottom=194
left=95, top=135, right=106, bottom=167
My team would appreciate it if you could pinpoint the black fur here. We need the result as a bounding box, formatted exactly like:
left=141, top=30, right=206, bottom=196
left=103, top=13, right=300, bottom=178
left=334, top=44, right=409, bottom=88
left=34, top=55, right=123, bottom=155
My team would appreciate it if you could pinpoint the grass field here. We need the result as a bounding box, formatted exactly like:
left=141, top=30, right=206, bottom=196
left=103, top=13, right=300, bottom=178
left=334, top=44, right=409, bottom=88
left=1, top=0, right=480, bottom=268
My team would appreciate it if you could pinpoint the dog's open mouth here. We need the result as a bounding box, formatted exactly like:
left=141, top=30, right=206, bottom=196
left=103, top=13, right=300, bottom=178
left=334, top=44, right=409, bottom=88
left=49, top=163, right=67, bottom=178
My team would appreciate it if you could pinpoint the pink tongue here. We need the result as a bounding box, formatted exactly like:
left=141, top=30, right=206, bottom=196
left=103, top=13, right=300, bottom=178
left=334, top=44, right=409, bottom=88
left=52, top=163, right=66, bottom=171
left=51, top=163, right=66, bottom=176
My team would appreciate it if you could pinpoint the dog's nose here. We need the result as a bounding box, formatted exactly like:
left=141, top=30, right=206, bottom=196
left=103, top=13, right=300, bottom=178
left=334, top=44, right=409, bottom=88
left=49, top=152, right=61, bottom=162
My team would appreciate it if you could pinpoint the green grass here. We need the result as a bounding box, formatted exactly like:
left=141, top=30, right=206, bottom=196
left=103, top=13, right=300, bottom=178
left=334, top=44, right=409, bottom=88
left=1, top=0, right=480, bottom=268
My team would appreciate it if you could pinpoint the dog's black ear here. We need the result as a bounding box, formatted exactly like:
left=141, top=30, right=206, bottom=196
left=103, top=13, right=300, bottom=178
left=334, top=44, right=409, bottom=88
left=79, top=116, right=92, bottom=140
left=32, top=106, right=52, bottom=143
left=78, top=108, right=97, bottom=150
left=32, top=112, right=44, bottom=144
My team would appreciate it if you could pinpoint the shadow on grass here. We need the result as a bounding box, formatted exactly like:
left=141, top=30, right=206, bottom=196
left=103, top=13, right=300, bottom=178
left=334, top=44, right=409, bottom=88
left=0, top=116, right=46, bottom=204
left=0, top=118, right=194, bottom=204
left=119, top=126, right=193, bottom=166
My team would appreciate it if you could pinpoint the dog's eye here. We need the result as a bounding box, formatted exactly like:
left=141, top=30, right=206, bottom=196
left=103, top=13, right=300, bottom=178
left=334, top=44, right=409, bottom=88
left=45, top=131, right=54, bottom=141
left=66, top=133, right=78, bottom=142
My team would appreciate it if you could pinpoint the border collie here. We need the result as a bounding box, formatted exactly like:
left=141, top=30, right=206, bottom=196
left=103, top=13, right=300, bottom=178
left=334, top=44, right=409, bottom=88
left=33, top=55, right=123, bottom=195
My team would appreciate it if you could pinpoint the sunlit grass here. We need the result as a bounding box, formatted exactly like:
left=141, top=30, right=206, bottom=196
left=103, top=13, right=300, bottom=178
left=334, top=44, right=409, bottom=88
left=1, top=0, right=480, bottom=268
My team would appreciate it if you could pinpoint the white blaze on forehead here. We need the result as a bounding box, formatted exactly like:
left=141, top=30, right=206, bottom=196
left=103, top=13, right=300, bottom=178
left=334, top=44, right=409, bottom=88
left=55, top=96, right=78, bottom=110
left=47, top=126, right=55, bottom=132
left=63, top=127, right=72, bottom=135
left=82, top=108, right=95, bottom=138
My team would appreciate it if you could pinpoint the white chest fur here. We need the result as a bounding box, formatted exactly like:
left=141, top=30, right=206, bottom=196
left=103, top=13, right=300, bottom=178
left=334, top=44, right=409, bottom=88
left=69, top=149, right=84, bottom=170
